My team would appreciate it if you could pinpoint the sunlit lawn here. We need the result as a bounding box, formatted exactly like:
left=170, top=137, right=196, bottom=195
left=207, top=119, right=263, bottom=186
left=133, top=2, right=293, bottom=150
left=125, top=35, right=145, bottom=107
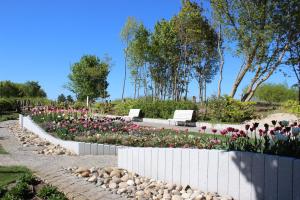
left=0, top=166, right=31, bottom=187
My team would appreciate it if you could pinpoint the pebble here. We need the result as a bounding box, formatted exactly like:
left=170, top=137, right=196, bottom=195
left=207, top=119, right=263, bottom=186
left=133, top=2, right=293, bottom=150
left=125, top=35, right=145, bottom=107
left=66, top=166, right=234, bottom=200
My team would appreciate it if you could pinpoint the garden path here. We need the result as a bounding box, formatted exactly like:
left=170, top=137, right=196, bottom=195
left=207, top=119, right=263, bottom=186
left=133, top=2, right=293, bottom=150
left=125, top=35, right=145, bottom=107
left=0, top=120, right=126, bottom=200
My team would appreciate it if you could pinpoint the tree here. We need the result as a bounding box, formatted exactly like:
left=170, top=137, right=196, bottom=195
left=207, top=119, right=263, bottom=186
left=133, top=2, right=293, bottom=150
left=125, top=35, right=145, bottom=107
left=120, top=17, right=139, bottom=100
left=22, top=81, right=46, bottom=97
left=0, top=81, right=46, bottom=98
left=217, top=24, right=224, bottom=98
left=0, top=81, right=22, bottom=97
left=66, top=95, right=74, bottom=103
left=68, top=55, right=110, bottom=101
left=248, top=83, right=297, bottom=103
left=127, top=23, right=150, bottom=98
left=211, top=0, right=300, bottom=101
left=57, top=94, right=66, bottom=103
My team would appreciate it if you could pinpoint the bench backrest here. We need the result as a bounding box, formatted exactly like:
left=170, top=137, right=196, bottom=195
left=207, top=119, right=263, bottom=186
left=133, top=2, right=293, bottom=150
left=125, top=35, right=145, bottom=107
left=128, top=109, right=141, bottom=118
left=173, top=110, right=194, bottom=121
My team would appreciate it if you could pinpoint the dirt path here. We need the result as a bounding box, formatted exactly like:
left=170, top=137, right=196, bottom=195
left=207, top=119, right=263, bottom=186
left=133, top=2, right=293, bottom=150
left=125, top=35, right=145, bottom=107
left=0, top=120, right=126, bottom=200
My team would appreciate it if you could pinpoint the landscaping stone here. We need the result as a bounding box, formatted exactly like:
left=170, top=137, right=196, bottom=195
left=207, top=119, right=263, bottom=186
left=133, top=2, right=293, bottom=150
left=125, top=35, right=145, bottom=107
left=66, top=166, right=234, bottom=200
left=7, top=123, right=74, bottom=156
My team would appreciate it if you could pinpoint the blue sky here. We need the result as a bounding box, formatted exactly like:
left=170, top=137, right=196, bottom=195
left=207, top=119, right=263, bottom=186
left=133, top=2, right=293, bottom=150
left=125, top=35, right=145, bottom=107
left=0, top=0, right=296, bottom=100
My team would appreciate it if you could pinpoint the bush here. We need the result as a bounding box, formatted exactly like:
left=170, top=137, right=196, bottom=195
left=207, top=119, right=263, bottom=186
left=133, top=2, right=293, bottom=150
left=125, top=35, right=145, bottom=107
left=114, top=99, right=198, bottom=119
left=3, top=182, right=30, bottom=200
left=282, top=100, right=300, bottom=115
left=207, top=96, right=256, bottom=123
left=72, top=101, right=86, bottom=109
left=0, top=98, right=16, bottom=113
left=37, top=185, right=67, bottom=200
left=247, top=83, right=297, bottom=103
left=93, top=102, right=114, bottom=114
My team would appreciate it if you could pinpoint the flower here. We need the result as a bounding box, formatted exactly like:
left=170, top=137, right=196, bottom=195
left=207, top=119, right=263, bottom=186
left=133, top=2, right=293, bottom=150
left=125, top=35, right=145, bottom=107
left=258, top=129, right=264, bottom=136
left=271, top=120, right=277, bottom=126
left=201, top=126, right=206, bottom=130
left=220, top=129, right=228, bottom=135
left=212, top=129, right=217, bottom=134
left=245, top=124, right=250, bottom=130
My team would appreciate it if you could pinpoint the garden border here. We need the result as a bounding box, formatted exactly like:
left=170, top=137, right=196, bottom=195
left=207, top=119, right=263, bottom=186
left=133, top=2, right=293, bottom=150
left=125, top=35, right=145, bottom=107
left=19, top=114, right=121, bottom=156
left=118, top=147, right=300, bottom=200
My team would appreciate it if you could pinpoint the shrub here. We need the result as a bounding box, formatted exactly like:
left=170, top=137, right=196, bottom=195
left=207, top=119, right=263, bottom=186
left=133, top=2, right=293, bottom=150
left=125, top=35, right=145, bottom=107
left=0, top=98, right=16, bottom=113
left=282, top=100, right=300, bottom=115
left=246, top=83, right=297, bottom=103
left=3, top=182, right=30, bottom=200
left=72, top=101, right=86, bottom=109
left=37, top=185, right=67, bottom=200
left=93, top=102, right=114, bottom=114
left=114, top=99, right=198, bottom=119
left=207, top=96, right=256, bottom=123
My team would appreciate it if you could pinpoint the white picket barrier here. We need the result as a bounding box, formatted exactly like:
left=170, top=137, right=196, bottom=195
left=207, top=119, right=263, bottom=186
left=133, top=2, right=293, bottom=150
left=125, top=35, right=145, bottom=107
left=118, top=147, right=300, bottom=200
left=19, top=115, right=121, bottom=156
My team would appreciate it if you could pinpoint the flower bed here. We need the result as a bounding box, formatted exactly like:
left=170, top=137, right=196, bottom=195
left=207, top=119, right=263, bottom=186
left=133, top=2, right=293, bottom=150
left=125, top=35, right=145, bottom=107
left=30, top=106, right=300, bottom=158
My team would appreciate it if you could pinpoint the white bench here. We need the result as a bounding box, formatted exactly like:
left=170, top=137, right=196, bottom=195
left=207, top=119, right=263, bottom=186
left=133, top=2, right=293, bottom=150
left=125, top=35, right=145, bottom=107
left=123, top=109, right=141, bottom=121
left=168, top=110, right=195, bottom=126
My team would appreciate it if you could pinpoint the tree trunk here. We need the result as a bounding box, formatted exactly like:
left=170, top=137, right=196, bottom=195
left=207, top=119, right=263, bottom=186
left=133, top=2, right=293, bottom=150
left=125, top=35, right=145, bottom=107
left=243, top=44, right=289, bottom=101
left=217, top=24, right=224, bottom=98
left=230, top=43, right=260, bottom=98
left=121, top=49, right=127, bottom=101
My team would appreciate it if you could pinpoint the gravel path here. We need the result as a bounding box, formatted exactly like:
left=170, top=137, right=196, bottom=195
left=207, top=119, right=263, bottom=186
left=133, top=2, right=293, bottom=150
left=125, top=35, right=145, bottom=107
left=0, top=120, right=126, bottom=200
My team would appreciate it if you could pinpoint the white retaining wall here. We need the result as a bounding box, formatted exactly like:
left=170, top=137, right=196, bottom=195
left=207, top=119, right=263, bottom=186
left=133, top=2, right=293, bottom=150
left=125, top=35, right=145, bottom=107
left=19, top=115, right=120, bottom=156
left=118, top=147, right=300, bottom=200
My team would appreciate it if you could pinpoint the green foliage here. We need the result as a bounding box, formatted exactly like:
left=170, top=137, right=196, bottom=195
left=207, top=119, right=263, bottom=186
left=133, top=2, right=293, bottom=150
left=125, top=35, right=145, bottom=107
left=57, top=94, right=66, bottom=103
left=114, top=99, right=198, bottom=119
left=283, top=100, right=300, bottom=115
left=207, top=96, right=256, bottom=123
left=93, top=102, right=114, bottom=114
left=68, top=55, right=110, bottom=101
left=72, top=101, right=86, bottom=109
left=37, top=185, right=67, bottom=200
left=249, top=83, right=297, bottom=103
left=0, top=80, right=46, bottom=98
left=2, top=181, right=30, bottom=200
left=0, top=98, right=52, bottom=114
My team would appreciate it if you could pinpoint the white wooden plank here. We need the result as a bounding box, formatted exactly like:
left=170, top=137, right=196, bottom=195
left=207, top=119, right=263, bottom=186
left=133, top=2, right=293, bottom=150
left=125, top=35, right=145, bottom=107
left=144, top=148, right=152, bottom=178
left=173, top=148, right=182, bottom=185
left=189, top=149, right=199, bottom=189
left=228, top=151, right=240, bottom=200
left=97, top=144, right=104, bottom=155
left=151, top=148, right=159, bottom=180
left=132, top=148, right=139, bottom=173
left=251, top=153, right=265, bottom=200
left=207, top=149, right=219, bottom=193
left=199, top=149, right=209, bottom=192
left=264, top=155, right=278, bottom=200
left=293, top=159, right=300, bottom=200
left=278, top=157, right=293, bottom=200
left=181, top=149, right=190, bottom=186
left=91, top=143, right=98, bottom=155
left=127, top=148, right=133, bottom=171
left=138, top=148, right=145, bottom=176
left=84, top=143, right=91, bottom=155
left=240, top=152, right=253, bottom=200
left=218, top=151, right=229, bottom=195
left=165, top=148, right=173, bottom=183
left=158, top=148, right=166, bottom=181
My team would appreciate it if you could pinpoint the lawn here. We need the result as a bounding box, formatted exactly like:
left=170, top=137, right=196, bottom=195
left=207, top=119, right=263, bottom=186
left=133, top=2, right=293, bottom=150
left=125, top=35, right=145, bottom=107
left=0, top=144, right=7, bottom=154
left=0, top=112, right=19, bottom=122
left=0, top=166, right=31, bottom=187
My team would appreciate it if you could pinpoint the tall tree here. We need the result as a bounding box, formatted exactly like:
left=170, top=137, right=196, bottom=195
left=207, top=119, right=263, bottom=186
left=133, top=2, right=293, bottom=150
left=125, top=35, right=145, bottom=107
left=120, top=17, right=139, bottom=100
left=127, top=23, right=150, bottom=98
left=211, top=0, right=300, bottom=101
left=68, top=55, right=110, bottom=101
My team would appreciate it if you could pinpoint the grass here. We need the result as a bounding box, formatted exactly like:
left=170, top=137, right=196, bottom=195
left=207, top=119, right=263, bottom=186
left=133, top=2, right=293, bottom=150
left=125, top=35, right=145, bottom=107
left=0, top=144, right=7, bottom=154
left=0, top=112, right=19, bottom=122
left=0, top=166, right=31, bottom=187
